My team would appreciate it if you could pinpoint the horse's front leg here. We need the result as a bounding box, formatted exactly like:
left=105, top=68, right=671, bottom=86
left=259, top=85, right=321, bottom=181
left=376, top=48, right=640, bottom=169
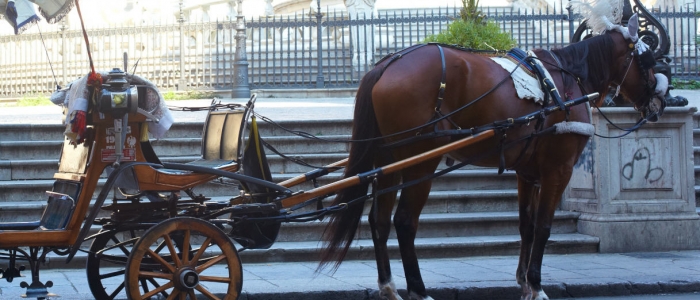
left=525, top=172, right=572, bottom=300
left=371, top=174, right=402, bottom=300
left=516, top=175, right=538, bottom=300
left=394, top=162, right=439, bottom=300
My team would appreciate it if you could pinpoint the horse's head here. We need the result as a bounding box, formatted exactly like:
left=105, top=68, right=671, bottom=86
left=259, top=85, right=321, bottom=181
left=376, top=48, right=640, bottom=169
left=609, top=14, right=667, bottom=122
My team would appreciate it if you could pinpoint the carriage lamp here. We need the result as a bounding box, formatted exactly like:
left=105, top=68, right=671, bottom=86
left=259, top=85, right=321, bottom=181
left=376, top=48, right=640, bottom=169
left=98, top=68, right=139, bottom=116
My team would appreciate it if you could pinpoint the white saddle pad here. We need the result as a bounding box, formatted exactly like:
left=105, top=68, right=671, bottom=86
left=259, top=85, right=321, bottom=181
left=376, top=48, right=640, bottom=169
left=490, top=51, right=557, bottom=105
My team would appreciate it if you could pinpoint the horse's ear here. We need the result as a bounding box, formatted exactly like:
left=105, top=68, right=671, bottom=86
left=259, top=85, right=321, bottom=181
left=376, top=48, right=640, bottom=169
left=628, top=13, right=639, bottom=41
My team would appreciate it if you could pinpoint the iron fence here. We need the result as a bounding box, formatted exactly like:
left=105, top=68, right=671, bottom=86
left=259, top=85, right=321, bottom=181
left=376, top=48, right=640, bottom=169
left=0, top=3, right=697, bottom=96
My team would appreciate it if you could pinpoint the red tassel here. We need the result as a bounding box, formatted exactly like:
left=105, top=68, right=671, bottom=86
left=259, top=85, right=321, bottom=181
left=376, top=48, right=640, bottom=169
left=70, top=110, right=87, bottom=144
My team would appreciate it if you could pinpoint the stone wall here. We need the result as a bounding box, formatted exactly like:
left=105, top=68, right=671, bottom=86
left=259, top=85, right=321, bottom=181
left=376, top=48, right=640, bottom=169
left=563, top=107, right=700, bottom=252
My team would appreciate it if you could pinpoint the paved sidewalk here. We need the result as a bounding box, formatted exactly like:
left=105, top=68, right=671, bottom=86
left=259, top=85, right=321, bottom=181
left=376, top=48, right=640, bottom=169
left=1, top=251, right=700, bottom=299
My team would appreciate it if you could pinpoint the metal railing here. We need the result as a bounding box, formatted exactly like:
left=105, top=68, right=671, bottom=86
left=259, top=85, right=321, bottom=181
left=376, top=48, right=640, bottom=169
left=0, top=3, right=697, bottom=96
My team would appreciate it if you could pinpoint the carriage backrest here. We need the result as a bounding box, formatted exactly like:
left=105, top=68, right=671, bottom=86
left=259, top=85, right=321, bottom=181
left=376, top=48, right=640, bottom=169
left=201, top=108, right=247, bottom=162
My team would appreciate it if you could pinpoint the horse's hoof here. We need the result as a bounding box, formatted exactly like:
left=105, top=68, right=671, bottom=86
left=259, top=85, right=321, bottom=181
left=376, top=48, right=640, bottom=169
left=379, top=283, right=402, bottom=300
left=408, top=291, right=434, bottom=300
left=379, top=293, right=403, bottom=300
left=519, top=282, right=532, bottom=300
left=531, top=289, right=549, bottom=300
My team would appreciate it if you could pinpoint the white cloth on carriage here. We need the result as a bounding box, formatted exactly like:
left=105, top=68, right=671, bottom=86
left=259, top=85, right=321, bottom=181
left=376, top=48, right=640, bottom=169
left=52, top=72, right=174, bottom=141
left=490, top=51, right=556, bottom=105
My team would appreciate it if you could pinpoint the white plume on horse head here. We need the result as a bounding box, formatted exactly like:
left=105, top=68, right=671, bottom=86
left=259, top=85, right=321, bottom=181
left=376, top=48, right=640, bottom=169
left=571, top=0, right=639, bottom=41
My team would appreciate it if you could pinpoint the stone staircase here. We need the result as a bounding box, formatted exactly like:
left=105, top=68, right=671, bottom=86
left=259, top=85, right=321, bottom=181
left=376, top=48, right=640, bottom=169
left=0, top=117, right=599, bottom=266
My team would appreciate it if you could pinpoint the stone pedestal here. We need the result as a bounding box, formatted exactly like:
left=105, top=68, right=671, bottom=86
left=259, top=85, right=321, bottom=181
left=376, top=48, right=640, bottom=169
left=563, top=107, right=700, bottom=252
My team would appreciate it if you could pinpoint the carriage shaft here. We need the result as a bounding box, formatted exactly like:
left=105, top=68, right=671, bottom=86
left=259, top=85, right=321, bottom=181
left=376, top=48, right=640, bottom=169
left=278, top=130, right=495, bottom=209
left=277, top=158, right=349, bottom=187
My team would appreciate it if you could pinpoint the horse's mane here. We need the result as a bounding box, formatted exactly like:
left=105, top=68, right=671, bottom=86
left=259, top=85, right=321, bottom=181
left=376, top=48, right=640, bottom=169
left=551, top=33, right=615, bottom=93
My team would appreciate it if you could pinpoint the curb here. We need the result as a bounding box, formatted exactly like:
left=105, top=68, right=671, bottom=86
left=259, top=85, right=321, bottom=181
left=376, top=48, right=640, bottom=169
left=235, top=280, right=700, bottom=300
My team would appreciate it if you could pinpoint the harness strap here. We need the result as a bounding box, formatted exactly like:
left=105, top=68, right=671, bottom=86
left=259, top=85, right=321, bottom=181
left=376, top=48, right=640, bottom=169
left=546, top=50, right=568, bottom=97
left=430, top=44, right=461, bottom=131
left=435, top=44, right=448, bottom=113
left=525, top=56, right=567, bottom=113
left=376, top=44, right=429, bottom=74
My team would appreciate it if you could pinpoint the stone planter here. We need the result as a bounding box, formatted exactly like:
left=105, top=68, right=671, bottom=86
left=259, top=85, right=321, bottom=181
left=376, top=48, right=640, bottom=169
left=563, top=107, right=700, bottom=252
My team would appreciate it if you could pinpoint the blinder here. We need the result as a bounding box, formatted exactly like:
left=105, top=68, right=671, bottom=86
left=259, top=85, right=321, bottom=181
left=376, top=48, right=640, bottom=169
left=634, top=46, right=659, bottom=99
left=637, top=47, right=656, bottom=70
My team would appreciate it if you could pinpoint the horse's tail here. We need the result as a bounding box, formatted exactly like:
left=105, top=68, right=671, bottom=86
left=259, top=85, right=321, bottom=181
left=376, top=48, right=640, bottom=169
left=318, top=67, right=383, bottom=271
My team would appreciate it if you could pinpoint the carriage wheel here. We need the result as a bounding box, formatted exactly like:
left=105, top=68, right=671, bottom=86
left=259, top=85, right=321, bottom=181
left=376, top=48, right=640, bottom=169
left=125, top=217, right=242, bottom=300
left=87, top=227, right=150, bottom=299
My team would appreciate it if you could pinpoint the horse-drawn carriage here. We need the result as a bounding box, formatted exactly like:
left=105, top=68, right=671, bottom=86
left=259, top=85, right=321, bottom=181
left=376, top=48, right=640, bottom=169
left=0, top=1, right=673, bottom=299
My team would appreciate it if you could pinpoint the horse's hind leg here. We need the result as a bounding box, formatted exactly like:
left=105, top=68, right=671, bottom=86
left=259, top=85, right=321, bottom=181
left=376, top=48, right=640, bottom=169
left=394, top=160, right=440, bottom=300
left=370, top=173, right=402, bottom=300
left=516, top=176, right=539, bottom=300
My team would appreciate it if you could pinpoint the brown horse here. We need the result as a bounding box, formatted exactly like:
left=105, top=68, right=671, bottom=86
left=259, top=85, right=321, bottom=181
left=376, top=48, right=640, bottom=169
left=319, top=15, right=667, bottom=300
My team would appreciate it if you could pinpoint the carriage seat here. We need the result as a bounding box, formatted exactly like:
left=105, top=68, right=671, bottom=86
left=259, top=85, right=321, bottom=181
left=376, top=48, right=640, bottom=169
left=0, top=192, right=74, bottom=231
left=152, top=106, right=248, bottom=175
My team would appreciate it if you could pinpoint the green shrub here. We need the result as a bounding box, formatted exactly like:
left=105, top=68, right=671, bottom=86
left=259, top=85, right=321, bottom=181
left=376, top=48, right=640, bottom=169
left=424, top=19, right=516, bottom=50
left=162, top=90, right=217, bottom=100
left=672, top=78, right=700, bottom=90
left=424, top=0, right=516, bottom=50
left=16, top=95, right=52, bottom=106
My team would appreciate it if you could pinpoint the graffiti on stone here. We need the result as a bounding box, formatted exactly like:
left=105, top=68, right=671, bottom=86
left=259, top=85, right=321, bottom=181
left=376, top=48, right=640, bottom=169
left=619, top=137, right=671, bottom=190
left=621, top=147, right=664, bottom=183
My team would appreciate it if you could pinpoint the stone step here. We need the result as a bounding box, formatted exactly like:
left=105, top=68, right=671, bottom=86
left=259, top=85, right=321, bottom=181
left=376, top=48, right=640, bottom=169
left=237, top=233, right=599, bottom=264
left=0, top=140, right=63, bottom=160
left=0, top=134, right=353, bottom=160
left=0, top=166, right=516, bottom=201
left=0, top=119, right=354, bottom=141
left=52, top=233, right=598, bottom=269
left=278, top=169, right=517, bottom=194
left=0, top=123, right=65, bottom=141
left=2, top=149, right=491, bottom=181
left=274, top=211, right=580, bottom=243
left=0, top=188, right=519, bottom=224
left=0, top=208, right=576, bottom=246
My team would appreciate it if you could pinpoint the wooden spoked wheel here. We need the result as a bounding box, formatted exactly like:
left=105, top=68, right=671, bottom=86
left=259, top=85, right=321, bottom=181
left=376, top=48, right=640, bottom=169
left=87, top=228, right=145, bottom=299
left=125, top=217, right=242, bottom=300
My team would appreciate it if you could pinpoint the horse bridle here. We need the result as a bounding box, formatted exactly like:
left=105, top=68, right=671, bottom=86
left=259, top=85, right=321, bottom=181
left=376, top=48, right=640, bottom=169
left=543, top=38, right=661, bottom=139
left=609, top=41, right=659, bottom=108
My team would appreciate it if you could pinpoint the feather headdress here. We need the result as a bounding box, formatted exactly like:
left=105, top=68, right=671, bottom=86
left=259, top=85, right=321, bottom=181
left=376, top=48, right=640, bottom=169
left=571, top=0, right=638, bottom=41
